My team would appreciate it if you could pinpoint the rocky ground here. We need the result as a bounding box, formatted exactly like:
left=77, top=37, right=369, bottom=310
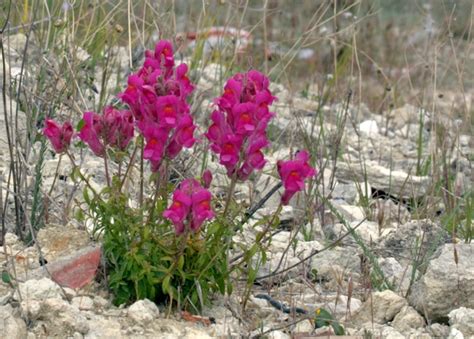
left=1, top=33, right=474, bottom=338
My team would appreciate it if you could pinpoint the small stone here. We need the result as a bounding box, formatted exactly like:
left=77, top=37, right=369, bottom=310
left=248, top=296, right=270, bottom=309
left=93, top=295, right=110, bottom=308
left=330, top=200, right=365, bottom=222
left=354, top=324, right=405, bottom=338
left=72, top=296, right=94, bottom=311
left=380, top=220, right=448, bottom=265
left=295, top=240, right=324, bottom=258
left=448, top=327, right=464, bottom=339
left=15, top=278, right=62, bottom=301
left=4, top=232, right=19, bottom=246
left=303, top=218, right=325, bottom=239
left=63, top=287, right=77, bottom=299
left=257, top=252, right=300, bottom=280
left=359, top=120, right=379, bottom=137
left=352, top=220, right=382, bottom=242
left=185, top=328, right=213, bottom=338
left=459, top=135, right=470, bottom=147
left=293, top=319, right=314, bottom=333
left=380, top=326, right=405, bottom=339
left=372, top=198, right=410, bottom=226
left=268, top=330, right=291, bottom=339
left=0, top=305, right=27, bottom=339
left=20, top=299, right=42, bottom=319
left=449, top=307, right=474, bottom=336
left=43, top=298, right=89, bottom=334
left=351, top=290, right=407, bottom=325
left=409, top=243, right=474, bottom=321
left=427, top=323, right=450, bottom=338
left=331, top=182, right=359, bottom=204
left=129, top=325, right=145, bottom=334
left=0, top=291, right=12, bottom=305
left=392, top=306, right=425, bottom=333
left=387, top=104, right=419, bottom=129
left=329, top=295, right=363, bottom=317
left=86, top=317, right=123, bottom=338
left=128, top=299, right=160, bottom=325
left=280, top=205, right=294, bottom=222
left=311, top=246, right=360, bottom=281
left=378, top=257, right=411, bottom=294
left=314, top=326, right=334, bottom=336
left=335, top=161, right=429, bottom=199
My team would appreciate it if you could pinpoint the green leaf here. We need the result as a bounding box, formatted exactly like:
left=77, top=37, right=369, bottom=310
left=160, top=256, right=173, bottom=263
left=331, top=322, right=345, bottom=335
left=162, top=275, right=171, bottom=294
left=313, top=307, right=344, bottom=334
left=2, top=270, right=12, bottom=284
left=76, top=119, right=85, bottom=131
left=177, top=255, right=185, bottom=271
left=75, top=208, right=85, bottom=222
left=83, top=188, right=90, bottom=204
left=314, top=307, right=334, bottom=328
left=71, top=166, right=81, bottom=183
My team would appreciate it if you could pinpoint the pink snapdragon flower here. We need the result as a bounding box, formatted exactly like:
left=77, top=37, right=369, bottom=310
left=117, top=40, right=196, bottom=172
left=119, top=75, right=143, bottom=117
left=154, top=40, right=175, bottom=69
left=206, top=70, right=276, bottom=179
left=103, top=106, right=135, bottom=151
left=277, top=150, right=316, bottom=205
left=237, top=132, right=268, bottom=180
left=166, top=114, right=196, bottom=159
left=43, top=119, right=73, bottom=154
left=78, top=112, right=105, bottom=156
left=155, top=95, right=181, bottom=128
left=79, top=107, right=134, bottom=156
left=201, top=170, right=212, bottom=188
left=163, top=190, right=192, bottom=235
left=163, top=178, right=214, bottom=235
left=141, top=124, right=167, bottom=171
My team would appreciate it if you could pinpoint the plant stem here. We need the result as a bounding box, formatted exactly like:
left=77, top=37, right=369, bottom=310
left=238, top=181, right=283, bottom=229
left=1, top=2, right=23, bottom=239
left=223, top=172, right=238, bottom=217
left=103, top=150, right=111, bottom=187
left=66, top=151, right=99, bottom=197
left=139, top=143, right=144, bottom=208
left=47, top=154, right=62, bottom=196
left=146, top=167, right=163, bottom=226
left=256, top=203, right=282, bottom=243
left=119, top=143, right=139, bottom=192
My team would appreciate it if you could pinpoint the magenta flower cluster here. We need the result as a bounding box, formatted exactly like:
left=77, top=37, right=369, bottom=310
left=118, top=41, right=195, bottom=171
left=42, top=40, right=317, bottom=236
left=79, top=107, right=134, bottom=156
left=163, top=178, right=214, bottom=235
left=43, top=119, right=73, bottom=154
left=277, top=150, right=316, bottom=205
left=206, top=70, right=276, bottom=180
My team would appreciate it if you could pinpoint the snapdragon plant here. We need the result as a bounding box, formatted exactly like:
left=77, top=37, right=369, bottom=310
left=44, top=40, right=316, bottom=310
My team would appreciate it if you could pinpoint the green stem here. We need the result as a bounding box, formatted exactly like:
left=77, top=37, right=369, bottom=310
left=139, top=143, right=144, bottom=208
left=228, top=203, right=283, bottom=274
left=66, top=151, right=99, bottom=197
left=47, top=153, right=62, bottom=196
left=119, top=143, right=138, bottom=192
left=103, top=150, right=111, bottom=187
left=146, top=165, right=164, bottom=226
left=223, top=172, right=238, bottom=217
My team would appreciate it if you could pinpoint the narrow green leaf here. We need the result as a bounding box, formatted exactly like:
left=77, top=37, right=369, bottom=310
left=2, top=270, right=12, bottom=284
